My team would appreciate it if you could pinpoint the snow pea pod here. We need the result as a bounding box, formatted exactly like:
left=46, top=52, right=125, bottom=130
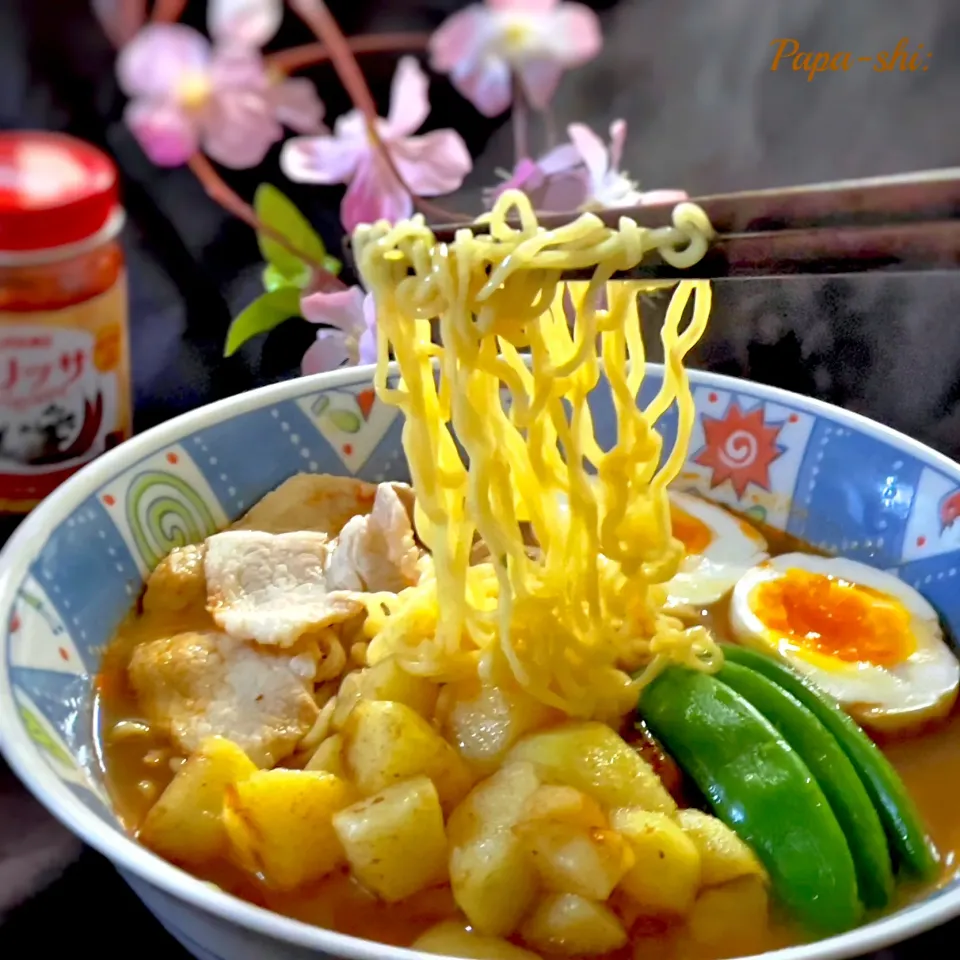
left=640, top=666, right=863, bottom=935
left=717, top=661, right=893, bottom=908
left=719, top=643, right=939, bottom=881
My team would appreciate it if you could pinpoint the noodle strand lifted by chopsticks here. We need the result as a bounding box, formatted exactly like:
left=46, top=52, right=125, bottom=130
left=353, top=191, right=719, bottom=719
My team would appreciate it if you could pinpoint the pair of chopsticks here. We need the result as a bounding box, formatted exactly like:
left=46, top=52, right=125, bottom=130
left=417, top=168, right=960, bottom=282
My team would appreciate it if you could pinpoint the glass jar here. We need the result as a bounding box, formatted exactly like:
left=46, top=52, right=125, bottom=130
left=0, top=132, right=131, bottom=517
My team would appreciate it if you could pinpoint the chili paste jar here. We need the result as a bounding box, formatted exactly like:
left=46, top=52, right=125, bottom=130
left=0, top=132, right=131, bottom=515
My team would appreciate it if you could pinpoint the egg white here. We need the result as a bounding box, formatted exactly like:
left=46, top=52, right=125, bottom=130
left=729, top=553, right=960, bottom=734
left=663, top=491, right=769, bottom=609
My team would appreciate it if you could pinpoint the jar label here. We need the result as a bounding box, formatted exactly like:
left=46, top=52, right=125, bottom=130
left=0, top=278, right=131, bottom=511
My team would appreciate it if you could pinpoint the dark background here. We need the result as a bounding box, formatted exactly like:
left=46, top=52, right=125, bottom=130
left=2, top=0, right=960, bottom=956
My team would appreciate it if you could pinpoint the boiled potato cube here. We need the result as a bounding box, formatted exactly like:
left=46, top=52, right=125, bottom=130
left=359, top=656, right=438, bottom=718
left=514, top=821, right=634, bottom=900
left=520, top=784, right=606, bottom=830
left=332, top=776, right=448, bottom=902
left=139, top=737, right=256, bottom=865
left=223, top=769, right=352, bottom=890
left=343, top=700, right=473, bottom=808
left=305, top=734, right=347, bottom=778
left=688, top=876, right=769, bottom=955
left=520, top=893, right=627, bottom=956
left=445, top=679, right=558, bottom=771
left=506, top=722, right=675, bottom=812
left=448, top=761, right=541, bottom=937
left=676, top=809, right=767, bottom=887
left=413, top=921, right=540, bottom=960
left=610, top=808, right=701, bottom=916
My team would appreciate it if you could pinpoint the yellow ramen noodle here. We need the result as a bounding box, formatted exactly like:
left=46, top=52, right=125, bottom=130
left=354, top=190, right=718, bottom=719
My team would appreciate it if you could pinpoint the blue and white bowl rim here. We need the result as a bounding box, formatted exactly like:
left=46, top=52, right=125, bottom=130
left=1, top=362, right=959, bottom=960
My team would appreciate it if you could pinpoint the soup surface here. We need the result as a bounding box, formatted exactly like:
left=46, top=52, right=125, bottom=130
left=93, top=475, right=960, bottom=960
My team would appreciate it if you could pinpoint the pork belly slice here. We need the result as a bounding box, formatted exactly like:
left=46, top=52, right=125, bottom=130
left=128, top=630, right=319, bottom=768
left=204, top=530, right=362, bottom=647
left=326, top=482, right=420, bottom=593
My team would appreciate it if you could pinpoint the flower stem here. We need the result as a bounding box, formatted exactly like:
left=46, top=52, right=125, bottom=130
left=511, top=75, right=529, bottom=165
left=188, top=154, right=346, bottom=290
left=151, top=0, right=187, bottom=23
left=285, top=0, right=470, bottom=225
left=267, top=32, right=431, bottom=75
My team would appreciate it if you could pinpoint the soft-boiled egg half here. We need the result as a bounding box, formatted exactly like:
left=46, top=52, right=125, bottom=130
left=729, top=553, right=960, bottom=734
left=663, top=491, right=769, bottom=609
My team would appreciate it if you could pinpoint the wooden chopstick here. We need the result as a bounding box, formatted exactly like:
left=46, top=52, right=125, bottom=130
left=346, top=169, right=960, bottom=281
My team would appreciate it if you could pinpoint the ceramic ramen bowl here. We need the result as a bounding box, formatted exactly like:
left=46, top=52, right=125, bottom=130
left=2, top=365, right=960, bottom=960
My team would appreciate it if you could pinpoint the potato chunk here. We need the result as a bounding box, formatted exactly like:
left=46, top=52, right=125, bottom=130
left=519, top=784, right=606, bottom=830
left=676, top=809, right=767, bottom=887
left=444, top=680, right=557, bottom=771
left=520, top=893, right=627, bottom=956
left=332, top=776, right=448, bottom=902
left=448, top=761, right=541, bottom=937
left=515, top=821, right=633, bottom=901
left=610, top=808, right=701, bottom=916
left=305, top=734, right=347, bottom=778
left=139, top=737, right=256, bottom=865
left=342, top=700, right=472, bottom=808
left=223, top=769, right=352, bottom=889
left=413, top=921, right=540, bottom=960
left=358, top=656, right=438, bottom=718
left=688, top=876, right=770, bottom=955
left=506, top=722, right=675, bottom=812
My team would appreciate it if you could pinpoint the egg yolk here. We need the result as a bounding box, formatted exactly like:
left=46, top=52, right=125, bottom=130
left=670, top=505, right=713, bottom=555
left=750, top=568, right=916, bottom=666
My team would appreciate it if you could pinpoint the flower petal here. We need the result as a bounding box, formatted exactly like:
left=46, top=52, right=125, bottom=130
left=536, top=142, right=581, bottom=176
left=535, top=169, right=591, bottom=211
left=208, top=0, right=282, bottom=48
left=451, top=57, right=513, bottom=117
left=608, top=119, right=628, bottom=171
left=341, top=155, right=413, bottom=232
left=269, top=78, right=326, bottom=133
left=428, top=5, right=488, bottom=73
left=382, top=57, right=431, bottom=138
left=202, top=89, right=282, bottom=168
left=547, top=3, right=602, bottom=65
left=357, top=294, right=378, bottom=366
left=390, top=130, right=472, bottom=196
left=117, top=23, right=211, bottom=100
left=124, top=99, right=198, bottom=167
left=280, top=129, right=366, bottom=185
left=302, top=330, right=350, bottom=375
left=208, top=45, right=269, bottom=92
left=516, top=59, right=565, bottom=110
left=567, top=122, right=609, bottom=191
left=300, top=286, right=366, bottom=334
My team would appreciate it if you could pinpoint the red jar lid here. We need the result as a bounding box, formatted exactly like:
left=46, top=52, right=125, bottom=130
left=0, top=132, right=120, bottom=253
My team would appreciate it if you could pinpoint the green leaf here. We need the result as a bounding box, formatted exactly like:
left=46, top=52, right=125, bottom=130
left=262, top=263, right=304, bottom=292
left=224, top=287, right=302, bottom=357
left=311, top=395, right=331, bottom=417
left=254, top=184, right=341, bottom=282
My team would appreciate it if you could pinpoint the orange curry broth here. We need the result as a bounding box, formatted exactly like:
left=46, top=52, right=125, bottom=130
left=94, top=524, right=960, bottom=960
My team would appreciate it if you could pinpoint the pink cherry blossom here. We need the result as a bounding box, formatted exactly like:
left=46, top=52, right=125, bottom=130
left=488, top=120, right=689, bottom=212
left=301, top=286, right=378, bottom=374
left=281, top=57, right=472, bottom=232
left=429, top=0, right=602, bottom=117
left=116, top=0, right=325, bottom=169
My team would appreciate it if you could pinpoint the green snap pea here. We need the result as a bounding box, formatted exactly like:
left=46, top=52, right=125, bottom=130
left=640, top=667, right=863, bottom=935
left=720, top=643, right=939, bottom=881
left=717, top=661, right=894, bottom=908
